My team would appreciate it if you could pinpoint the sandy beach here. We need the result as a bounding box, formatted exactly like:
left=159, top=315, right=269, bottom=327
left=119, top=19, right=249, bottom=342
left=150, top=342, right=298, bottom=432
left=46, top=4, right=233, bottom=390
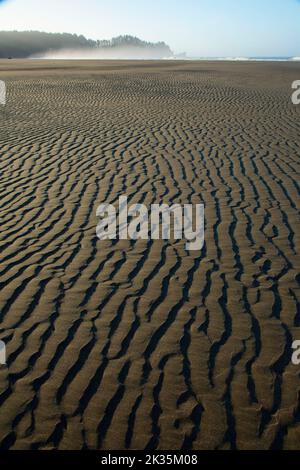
left=0, top=60, right=299, bottom=450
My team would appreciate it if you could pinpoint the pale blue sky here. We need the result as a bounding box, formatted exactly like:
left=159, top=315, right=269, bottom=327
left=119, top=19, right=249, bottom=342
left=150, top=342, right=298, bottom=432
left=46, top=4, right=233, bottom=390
left=0, top=0, right=299, bottom=57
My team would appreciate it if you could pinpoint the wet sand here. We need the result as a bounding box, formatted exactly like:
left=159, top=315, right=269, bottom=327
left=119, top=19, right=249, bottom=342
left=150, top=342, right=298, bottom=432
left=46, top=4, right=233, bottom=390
left=0, top=60, right=300, bottom=450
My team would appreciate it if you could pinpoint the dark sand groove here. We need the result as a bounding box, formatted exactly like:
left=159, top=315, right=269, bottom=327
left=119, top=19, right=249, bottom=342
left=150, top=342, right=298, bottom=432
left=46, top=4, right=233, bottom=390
left=0, top=60, right=300, bottom=450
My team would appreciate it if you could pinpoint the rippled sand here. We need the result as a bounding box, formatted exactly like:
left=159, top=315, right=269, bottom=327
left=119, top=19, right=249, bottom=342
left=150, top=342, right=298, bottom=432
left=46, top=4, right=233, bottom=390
left=0, top=60, right=300, bottom=450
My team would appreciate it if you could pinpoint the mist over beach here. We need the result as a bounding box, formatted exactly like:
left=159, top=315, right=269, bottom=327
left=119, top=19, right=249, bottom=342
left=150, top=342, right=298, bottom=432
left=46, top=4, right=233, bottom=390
left=0, top=0, right=300, bottom=455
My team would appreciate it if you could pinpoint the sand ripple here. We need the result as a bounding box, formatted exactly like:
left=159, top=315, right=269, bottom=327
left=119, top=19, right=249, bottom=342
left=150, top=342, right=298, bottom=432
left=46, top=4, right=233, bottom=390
left=0, top=60, right=299, bottom=450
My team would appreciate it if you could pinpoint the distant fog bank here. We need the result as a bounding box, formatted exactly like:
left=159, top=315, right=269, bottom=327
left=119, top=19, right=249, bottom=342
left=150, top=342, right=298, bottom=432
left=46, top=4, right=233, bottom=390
left=34, top=46, right=173, bottom=60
